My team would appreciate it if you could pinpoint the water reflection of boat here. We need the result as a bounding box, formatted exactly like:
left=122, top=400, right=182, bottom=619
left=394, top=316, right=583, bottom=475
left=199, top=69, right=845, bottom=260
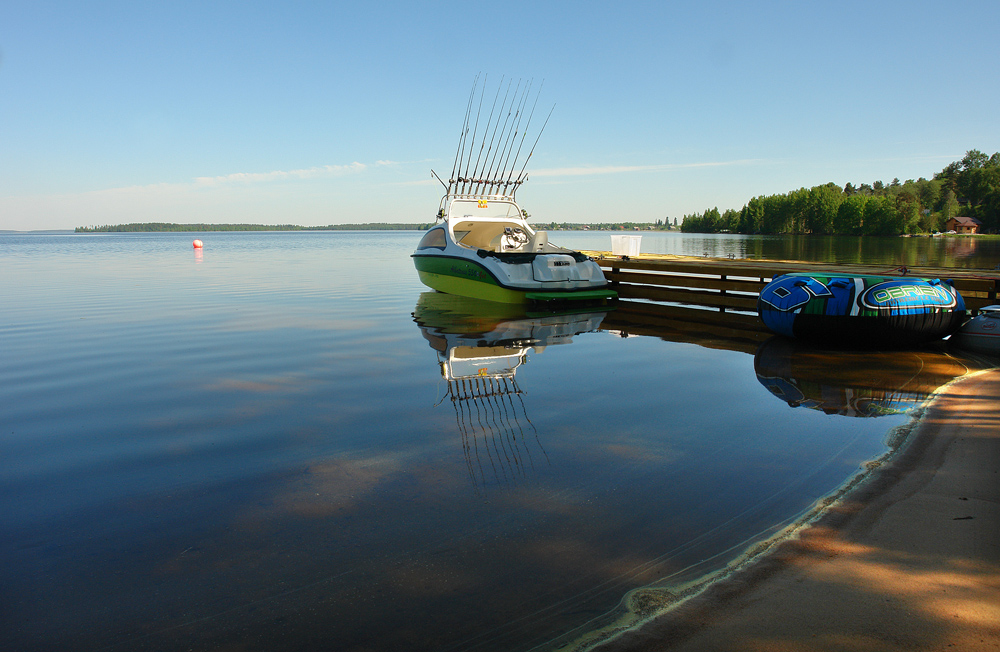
left=754, top=337, right=974, bottom=417
left=413, top=292, right=608, bottom=489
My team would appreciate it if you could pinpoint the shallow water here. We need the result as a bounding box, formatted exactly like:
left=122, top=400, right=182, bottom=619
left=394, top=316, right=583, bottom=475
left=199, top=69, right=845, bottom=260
left=0, top=231, right=982, bottom=651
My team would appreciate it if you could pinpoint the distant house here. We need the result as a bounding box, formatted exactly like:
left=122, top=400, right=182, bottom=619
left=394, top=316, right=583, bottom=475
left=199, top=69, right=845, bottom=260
left=944, top=216, right=982, bottom=234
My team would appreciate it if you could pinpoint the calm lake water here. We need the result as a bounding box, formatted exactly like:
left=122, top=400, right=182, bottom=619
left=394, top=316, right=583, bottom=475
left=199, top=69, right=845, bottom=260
left=0, top=231, right=992, bottom=652
left=556, top=230, right=1000, bottom=269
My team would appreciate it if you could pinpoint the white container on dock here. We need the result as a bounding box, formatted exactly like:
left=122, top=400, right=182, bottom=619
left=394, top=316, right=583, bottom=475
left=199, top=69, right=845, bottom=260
left=611, top=235, right=642, bottom=256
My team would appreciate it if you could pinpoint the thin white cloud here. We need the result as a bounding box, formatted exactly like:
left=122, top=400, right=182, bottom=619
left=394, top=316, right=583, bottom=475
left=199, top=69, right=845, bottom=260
left=194, top=162, right=366, bottom=187
left=376, top=158, right=440, bottom=167
left=396, top=159, right=767, bottom=188
left=65, top=160, right=371, bottom=201
left=0, top=159, right=386, bottom=229
left=532, top=164, right=658, bottom=177
left=532, top=159, right=766, bottom=177
left=398, top=178, right=441, bottom=187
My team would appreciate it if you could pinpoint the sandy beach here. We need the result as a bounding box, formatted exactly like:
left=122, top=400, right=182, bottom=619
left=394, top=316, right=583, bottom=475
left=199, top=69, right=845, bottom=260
left=600, top=369, right=1000, bottom=652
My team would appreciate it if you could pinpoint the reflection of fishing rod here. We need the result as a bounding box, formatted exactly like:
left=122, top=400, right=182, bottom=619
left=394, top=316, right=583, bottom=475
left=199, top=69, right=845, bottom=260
left=492, top=379, right=528, bottom=485
left=454, top=377, right=517, bottom=490
left=446, top=374, right=543, bottom=493
left=498, top=375, right=547, bottom=473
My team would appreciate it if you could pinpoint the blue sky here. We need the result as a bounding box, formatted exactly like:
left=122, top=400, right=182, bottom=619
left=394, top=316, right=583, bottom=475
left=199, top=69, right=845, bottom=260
left=1, top=0, right=998, bottom=230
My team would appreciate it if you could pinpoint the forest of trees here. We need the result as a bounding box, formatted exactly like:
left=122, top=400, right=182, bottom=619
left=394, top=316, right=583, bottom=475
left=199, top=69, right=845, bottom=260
left=681, top=150, right=1000, bottom=236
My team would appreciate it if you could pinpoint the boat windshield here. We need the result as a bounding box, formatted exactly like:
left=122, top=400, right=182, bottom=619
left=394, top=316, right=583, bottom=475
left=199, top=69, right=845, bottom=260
left=451, top=220, right=532, bottom=251
left=447, top=198, right=523, bottom=220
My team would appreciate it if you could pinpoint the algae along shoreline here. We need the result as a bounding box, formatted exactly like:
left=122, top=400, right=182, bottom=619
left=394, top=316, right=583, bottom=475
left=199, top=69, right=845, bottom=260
left=577, top=369, right=1000, bottom=652
left=555, top=408, right=925, bottom=652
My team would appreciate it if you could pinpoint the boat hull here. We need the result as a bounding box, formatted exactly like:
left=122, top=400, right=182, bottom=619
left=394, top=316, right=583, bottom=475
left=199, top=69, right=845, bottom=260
left=950, top=306, right=1000, bottom=354
left=757, top=274, right=966, bottom=347
left=413, top=253, right=616, bottom=305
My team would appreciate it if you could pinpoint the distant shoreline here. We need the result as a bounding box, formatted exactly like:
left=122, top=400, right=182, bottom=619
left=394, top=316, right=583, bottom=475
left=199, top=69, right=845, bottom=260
left=1, top=229, right=77, bottom=234
left=2, top=227, right=990, bottom=237
left=72, top=222, right=676, bottom=233
left=73, top=223, right=435, bottom=233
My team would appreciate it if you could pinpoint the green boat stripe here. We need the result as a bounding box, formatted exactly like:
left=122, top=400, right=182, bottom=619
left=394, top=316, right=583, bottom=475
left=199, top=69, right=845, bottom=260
left=416, top=270, right=528, bottom=303
left=412, top=254, right=503, bottom=287
left=412, top=253, right=610, bottom=293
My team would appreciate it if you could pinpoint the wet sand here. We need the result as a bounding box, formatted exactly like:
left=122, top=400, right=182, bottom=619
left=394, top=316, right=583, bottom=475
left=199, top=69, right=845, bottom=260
left=599, top=369, right=1000, bottom=652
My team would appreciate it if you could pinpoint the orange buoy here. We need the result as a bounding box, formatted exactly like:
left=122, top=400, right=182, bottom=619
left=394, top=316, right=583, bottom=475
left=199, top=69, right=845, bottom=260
left=192, top=239, right=203, bottom=249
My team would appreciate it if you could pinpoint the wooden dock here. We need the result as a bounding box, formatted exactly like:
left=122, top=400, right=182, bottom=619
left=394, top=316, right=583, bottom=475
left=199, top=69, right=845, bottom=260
left=583, top=251, right=1000, bottom=348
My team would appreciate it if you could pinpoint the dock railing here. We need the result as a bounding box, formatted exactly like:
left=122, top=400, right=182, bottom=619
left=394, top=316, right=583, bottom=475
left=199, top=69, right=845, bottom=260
left=584, top=252, right=1000, bottom=336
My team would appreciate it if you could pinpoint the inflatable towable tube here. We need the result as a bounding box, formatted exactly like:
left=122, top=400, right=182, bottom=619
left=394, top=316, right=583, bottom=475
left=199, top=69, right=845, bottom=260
left=757, top=274, right=966, bottom=347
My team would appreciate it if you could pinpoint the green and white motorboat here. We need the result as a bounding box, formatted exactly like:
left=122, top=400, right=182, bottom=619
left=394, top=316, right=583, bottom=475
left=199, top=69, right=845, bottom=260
left=412, top=193, right=616, bottom=305
left=412, top=77, right=616, bottom=306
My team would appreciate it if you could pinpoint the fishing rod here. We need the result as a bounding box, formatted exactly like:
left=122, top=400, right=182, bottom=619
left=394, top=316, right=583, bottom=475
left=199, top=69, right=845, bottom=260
left=486, top=80, right=525, bottom=190
left=481, top=79, right=523, bottom=194
left=503, top=80, right=543, bottom=194
left=490, top=80, right=530, bottom=194
left=473, top=78, right=514, bottom=195
left=460, top=74, right=487, bottom=191
left=496, top=79, right=534, bottom=194
left=512, top=103, right=555, bottom=193
left=455, top=77, right=480, bottom=194
left=469, top=79, right=507, bottom=194
left=445, top=76, right=553, bottom=198
left=431, top=169, right=448, bottom=194
left=449, top=74, right=479, bottom=195
left=466, top=76, right=504, bottom=195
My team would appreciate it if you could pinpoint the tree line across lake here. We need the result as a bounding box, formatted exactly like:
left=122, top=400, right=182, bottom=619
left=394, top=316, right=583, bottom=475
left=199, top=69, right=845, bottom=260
left=76, top=150, right=998, bottom=237
left=75, top=222, right=434, bottom=233
left=681, top=150, right=1000, bottom=236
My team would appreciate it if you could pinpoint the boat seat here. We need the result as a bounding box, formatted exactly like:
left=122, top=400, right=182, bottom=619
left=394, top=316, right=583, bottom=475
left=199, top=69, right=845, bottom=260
left=529, top=230, right=548, bottom=252
left=485, top=229, right=551, bottom=253
left=489, top=227, right=532, bottom=252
